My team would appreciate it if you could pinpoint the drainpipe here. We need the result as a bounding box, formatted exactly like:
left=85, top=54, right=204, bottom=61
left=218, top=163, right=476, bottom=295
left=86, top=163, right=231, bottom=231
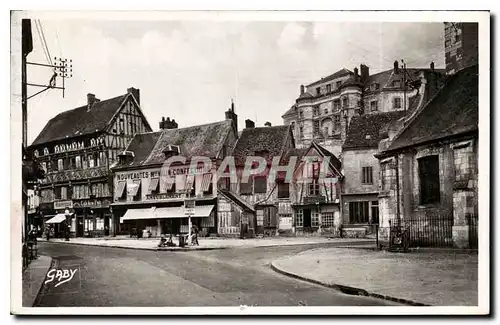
left=395, top=155, right=401, bottom=228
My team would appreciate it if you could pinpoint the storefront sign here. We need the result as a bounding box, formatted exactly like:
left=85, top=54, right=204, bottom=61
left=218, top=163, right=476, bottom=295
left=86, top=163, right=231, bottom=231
left=303, top=196, right=326, bottom=205
left=146, top=193, right=184, bottom=201
left=73, top=199, right=111, bottom=209
left=166, top=165, right=209, bottom=176
left=117, top=170, right=161, bottom=181
left=54, top=200, right=73, bottom=210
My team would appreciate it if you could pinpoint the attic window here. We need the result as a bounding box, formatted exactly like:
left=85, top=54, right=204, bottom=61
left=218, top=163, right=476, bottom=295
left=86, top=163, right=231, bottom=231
left=370, top=83, right=380, bottom=91
left=163, top=145, right=180, bottom=157
left=392, top=80, right=402, bottom=88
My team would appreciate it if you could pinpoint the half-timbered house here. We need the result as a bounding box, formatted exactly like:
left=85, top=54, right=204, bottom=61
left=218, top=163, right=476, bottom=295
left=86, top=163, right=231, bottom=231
left=28, top=87, right=152, bottom=237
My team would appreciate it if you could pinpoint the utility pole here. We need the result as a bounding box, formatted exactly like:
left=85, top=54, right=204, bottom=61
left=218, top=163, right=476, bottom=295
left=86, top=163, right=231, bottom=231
left=401, top=59, right=407, bottom=111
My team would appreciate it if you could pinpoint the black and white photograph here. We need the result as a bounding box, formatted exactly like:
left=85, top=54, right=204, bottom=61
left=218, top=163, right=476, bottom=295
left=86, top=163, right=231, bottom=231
left=10, top=9, right=490, bottom=315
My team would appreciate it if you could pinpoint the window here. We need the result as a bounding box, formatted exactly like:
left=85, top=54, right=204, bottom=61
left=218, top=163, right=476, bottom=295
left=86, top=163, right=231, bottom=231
left=299, top=110, right=304, bottom=119
left=418, top=155, right=440, bottom=204
left=334, top=115, right=341, bottom=132
left=336, top=81, right=342, bottom=88
left=323, top=127, right=329, bottom=137
left=322, top=212, right=335, bottom=227
left=99, top=152, right=106, bottom=166
left=371, top=201, right=379, bottom=225
left=313, top=106, right=320, bottom=116
left=316, top=87, right=321, bottom=96
left=313, top=120, right=320, bottom=136
left=296, top=209, right=304, bottom=227
left=57, top=159, right=63, bottom=171
left=392, top=80, right=401, bottom=88
left=41, top=162, right=47, bottom=173
left=254, top=176, right=267, bottom=194
left=70, top=157, right=76, bottom=169
left=308, top=179, right=320, bottom=196
left=264, top=207, right=277, bottom=227
left=326, top=84, right=332, bottom=93
left=393, top=97, right=402, bottom=109
left=311, top=211, right=319, bottom=227
left=240, top=178, right=253, bottom=195
left=43, top=148, right=49, bottom=155
left=61, top=187, right=67, bottom=200
left=75, top=156, right=82, bottom=169
left=333, top=99, right=340, bottom=111
left=362, top=167, right=373, bottom=184
left=88, top=155, right=95, bottom=168
left=349, top=201, right=370, bottom=223
left=370, top=100, right=378, bottom=112
left=299, top=126, right=304, bottom=139
left=277, top=182, right=289, bottom=199
left=370, top=83, right=380, bottom=91
left=324, top=107, right=329, bottom=114
left=342, top=97, right=349, bottom=108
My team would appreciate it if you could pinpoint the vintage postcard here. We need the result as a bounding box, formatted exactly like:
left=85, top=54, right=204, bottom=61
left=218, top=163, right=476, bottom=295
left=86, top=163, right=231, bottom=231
left=10, top=10, right=490, bottom=315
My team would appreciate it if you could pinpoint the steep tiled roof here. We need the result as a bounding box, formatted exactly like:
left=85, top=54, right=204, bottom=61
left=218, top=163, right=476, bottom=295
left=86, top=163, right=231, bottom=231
left=312, top=142, right=342, bottom=173
left=232, top=125, right=291, bottom=166
left=145, top=120, right=233, bottom=164
left=387, top=64, right=478, bottom=151
left=343, top=111, right=407, bottom=150
left=307, top=68, right=352, bottom=87
left=282, top=105, right=298, bottom=118
left=114, top=120, right=233, bottom=169
left=115, top=131, right=163, bottom=168
left=31, top=94, right=128, bottom=146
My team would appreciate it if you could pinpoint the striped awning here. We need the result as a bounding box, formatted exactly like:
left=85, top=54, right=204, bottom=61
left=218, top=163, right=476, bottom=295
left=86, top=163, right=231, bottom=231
left=200, top=173, right=213, bottom=192
left=128, top=180, right=141, bottom=197
left=148, top=178, right=159, bottom=193
left=116, top=181, right=126, bottom=198
left=155, top=205, right=214, bottom=219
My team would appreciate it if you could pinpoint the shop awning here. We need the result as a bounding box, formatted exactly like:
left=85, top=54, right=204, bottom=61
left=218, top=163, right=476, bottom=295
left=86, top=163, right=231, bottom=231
left=116, top=181, right=126, bottom=198
left=45, top=213, right=70, bottom=224
left=155, top=205, right=214, bottom=219
left=148, top=178, right=159, bottom=194
left=121, top=207, right=156, bottom=222
left=200, top=173, right=212, bottom=192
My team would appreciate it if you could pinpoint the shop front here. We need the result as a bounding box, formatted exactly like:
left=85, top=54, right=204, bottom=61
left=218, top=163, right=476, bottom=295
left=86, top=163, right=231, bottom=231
left=73, top=198, right=112, bottom=237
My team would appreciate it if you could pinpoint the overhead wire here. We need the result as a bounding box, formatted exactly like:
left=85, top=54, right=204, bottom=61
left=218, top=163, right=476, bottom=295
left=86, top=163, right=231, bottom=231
left=37, top=20, right=53, bottom=66
left=34, top=20, right=51, bottom=66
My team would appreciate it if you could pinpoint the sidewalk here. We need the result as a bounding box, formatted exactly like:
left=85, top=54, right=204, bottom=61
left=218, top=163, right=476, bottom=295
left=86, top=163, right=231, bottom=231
left=271, top=247, right=478, bottom=306
left=37, top=236, right=375, bottom=251
left=22, top=255, right=52, bottom=307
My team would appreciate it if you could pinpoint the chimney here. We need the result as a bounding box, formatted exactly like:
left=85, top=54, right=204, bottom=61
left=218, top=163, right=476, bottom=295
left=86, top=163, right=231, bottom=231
left=393, top=60, right=399, bottom=74
left=430, top=61, right=435, bottom=72
left=264, top=121, right=272, bottom=127
left=300, top=84, right=305, bottom=95
left=159, top=117, right=178, bottom=130
left=353, top=67, right=359, bottom=81
left=360, top=64, right=369, bottom=83
left=225, top=100, right=238, bottom=135
left=127, top=87, right=140, bottom=105
left=87, top=93, right=98, bottom=111
left=245, top=119, right=255, bottom=129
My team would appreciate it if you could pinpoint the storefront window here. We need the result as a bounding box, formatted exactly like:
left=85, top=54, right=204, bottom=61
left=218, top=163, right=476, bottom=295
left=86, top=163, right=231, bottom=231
left=312, top=211, right=319, bottom=227
left=295, top=209, right=304, bottom=228
left=322, top=212, right=335, bottom=227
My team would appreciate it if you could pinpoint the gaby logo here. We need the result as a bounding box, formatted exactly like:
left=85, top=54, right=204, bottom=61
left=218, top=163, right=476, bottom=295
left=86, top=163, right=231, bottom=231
left=44, top=268, right=78, bottom=287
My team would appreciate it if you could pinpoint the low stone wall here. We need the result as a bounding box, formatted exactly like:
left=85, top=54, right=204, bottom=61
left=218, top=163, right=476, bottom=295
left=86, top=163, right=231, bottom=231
left=342, top=227, right=366, bottom=238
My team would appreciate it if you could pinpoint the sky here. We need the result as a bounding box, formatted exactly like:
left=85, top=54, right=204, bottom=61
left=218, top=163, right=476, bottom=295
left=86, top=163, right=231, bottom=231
left=15, top=14, right=445, bottom=145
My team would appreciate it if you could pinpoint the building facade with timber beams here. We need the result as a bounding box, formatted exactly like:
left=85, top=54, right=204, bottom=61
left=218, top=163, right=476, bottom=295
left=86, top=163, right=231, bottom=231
left=27, top=87, right=152, bottom=237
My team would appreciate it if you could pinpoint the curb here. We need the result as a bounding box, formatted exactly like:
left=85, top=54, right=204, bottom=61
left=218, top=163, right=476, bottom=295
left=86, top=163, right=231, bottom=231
left=25, top=256, right=53, bottom=307
left=270, top=260, right=429, bottom=307
left=38, top=240, right=228, bottom=252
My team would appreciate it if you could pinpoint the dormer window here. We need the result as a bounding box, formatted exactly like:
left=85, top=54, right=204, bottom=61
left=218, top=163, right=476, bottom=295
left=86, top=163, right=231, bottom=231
left=370, top=83, right=380, bottom=91
left=392, top=80, right=401, bottom=88
left=163, top=145, right=180, bottom=158
left=118, top=150, right=135, bottom=165
left=43, top=147, right=49, bottom=155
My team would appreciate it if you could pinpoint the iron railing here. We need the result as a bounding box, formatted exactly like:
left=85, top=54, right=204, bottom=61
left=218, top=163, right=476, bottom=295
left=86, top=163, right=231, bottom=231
left=402, top=214, right=453, bottom=248
left=467, top=214, right=478, bottom=249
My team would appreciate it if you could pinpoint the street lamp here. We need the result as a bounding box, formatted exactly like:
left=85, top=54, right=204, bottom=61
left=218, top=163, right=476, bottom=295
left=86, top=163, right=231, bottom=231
left=64, top=208, right=70, bottom=241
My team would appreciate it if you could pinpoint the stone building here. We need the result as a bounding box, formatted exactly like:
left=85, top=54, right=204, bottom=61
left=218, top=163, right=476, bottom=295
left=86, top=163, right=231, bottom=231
left=28, top=87, right=152, bottom=237
left=110, top=108, right=238, bottom=237
left=282, top=62, right=446, bottom=156
left=375, top=64, right=478, bottom=248
left=341, top=111, right=406, bottom=237
left=444, top=22, right=478, bottom=75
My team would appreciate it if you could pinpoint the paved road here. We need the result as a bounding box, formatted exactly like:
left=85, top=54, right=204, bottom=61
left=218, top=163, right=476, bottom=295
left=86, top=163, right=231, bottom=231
left=34, top=242, right=400, bottom=307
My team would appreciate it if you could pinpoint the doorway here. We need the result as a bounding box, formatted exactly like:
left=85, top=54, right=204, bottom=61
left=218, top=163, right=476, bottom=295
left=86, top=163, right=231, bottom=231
left=303, top=209, right=312, bottom=228
left=76, top=217, right=84, bottom=237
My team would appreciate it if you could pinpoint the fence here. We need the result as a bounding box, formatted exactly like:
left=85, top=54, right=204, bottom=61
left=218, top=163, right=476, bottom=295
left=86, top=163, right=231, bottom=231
left=467, top=215, right=478, bottom=249
left=401, top=214, right=453, bottom=247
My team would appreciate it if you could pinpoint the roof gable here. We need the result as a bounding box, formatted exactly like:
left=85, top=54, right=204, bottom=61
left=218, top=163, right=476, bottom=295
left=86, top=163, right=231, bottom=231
left=31, top=94, right=129, bottom=146
left=387, top=65, right=478, bottom=151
